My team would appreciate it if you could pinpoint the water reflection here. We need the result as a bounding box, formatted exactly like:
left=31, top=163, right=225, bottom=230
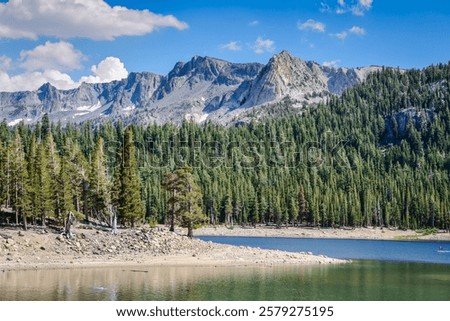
left=0, top=265, right=312, bottom=301
left=1, top=262, right=449, bottom=301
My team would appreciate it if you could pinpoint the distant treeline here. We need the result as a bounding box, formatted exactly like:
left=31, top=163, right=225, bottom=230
left=1, top=63, right=450, bottom=230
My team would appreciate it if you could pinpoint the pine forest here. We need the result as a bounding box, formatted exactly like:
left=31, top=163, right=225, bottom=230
left=1, top=63, right=450, bottom=232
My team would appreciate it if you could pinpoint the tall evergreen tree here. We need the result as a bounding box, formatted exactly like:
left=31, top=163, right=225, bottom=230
left=8, top=130, right=30, bottom=229
left=116, top=127, right=144, bottom=227
left=35, top=141, right=53, bottom=226
left=248, top=194, right=260, bottom=226
left=167, top=166, right=206, bottom=237
left=88, top=137, right=112, bottom=222
left=162, top=171, right=180, bottom=231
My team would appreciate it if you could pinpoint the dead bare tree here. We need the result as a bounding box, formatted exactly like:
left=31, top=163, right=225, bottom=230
left=64, top=211, right=76, bottom=239
left=109, top=205, right=118, bottom=235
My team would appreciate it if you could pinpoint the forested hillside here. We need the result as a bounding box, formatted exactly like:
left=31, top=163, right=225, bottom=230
left=1, top=63, right=450, bottom=230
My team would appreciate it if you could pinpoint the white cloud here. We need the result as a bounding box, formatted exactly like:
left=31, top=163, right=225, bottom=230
left=252, top=37, right=275, bottom=54
left=0, top=50, right=129, bottom=92
left=298, top=19, right=326, bottom=32
left=0, top=55, right=12, bottom=71
left=349, top=26, right=366, bottom=35
left=0, top=0, right=188, bottom=40
left=351, top=0, right=373, bottom=15
left=0, top=40, right=130, bottom=91
left=334, top=31, right=348, bottom=40
left=333, top=0, right=374, bottom=16
left=0, top=69, right=77, bottom=92
left=220, top=41, right=242, bottom=51
left=359, top=0, right=373, bottom=9
left=249, top=20, right=259, bottom=27
left=323, top=60, right=341, bottom=68
left=350, top=6, right=365, bottom=16
left=320, top=2, right=332, bottom=13
left=80, top=57, right=128, bottom=84
left=20, top=41, right=85, bottom=72
left=333, top=26, right=366, bottom=40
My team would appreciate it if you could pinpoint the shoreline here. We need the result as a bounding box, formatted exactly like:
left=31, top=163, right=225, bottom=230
left=193, top=225, right=450, bottom=241
left=2, top=224, right=449, bottom=272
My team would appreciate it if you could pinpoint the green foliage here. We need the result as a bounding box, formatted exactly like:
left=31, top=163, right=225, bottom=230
left=416, top=228, right=438, bottom=236
left=88, top=136, right=111, bottom=221
left=114, top=127, right=144, bottom=227
left=163, top=166, right=206, bottom=237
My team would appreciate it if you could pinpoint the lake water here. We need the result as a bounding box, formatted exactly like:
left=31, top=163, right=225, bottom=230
left=1, top=237, right=449, bottom=301
left=198, top=236, right=450, bottom=264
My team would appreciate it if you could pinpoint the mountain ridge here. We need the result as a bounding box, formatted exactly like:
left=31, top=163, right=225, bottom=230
left=0, top=51, right=381, bottom=126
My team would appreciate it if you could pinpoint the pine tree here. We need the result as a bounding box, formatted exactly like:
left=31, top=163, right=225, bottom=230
left=288, top=195, right=299, bottom=226
left=44, top=133, right=61, bottom=220
left=248, top=193, right=260, bottom=227
left=88, top=137, right=112, bottom=222
left=163, top=166, right=207, bottom=236
left=173, top=166, right=206, bottom=237
left=221, top=194, right=233, bottom=226
left=162, top=171, right=179, bottom=231
left=60, top=138, right=87, bottom=220
left=35, top=141, right=53, bottom=226
left=60, top=155, right=76, bottom=216
left=9, top=130, right=30, bottom=229
left=117, top=127, right=144, bottom=227
left=259, top=193, right=268, bottom=224
left=298, top=186, right=308, bottom=225
left=26, top=134, right=38, bottom=225
left=41, top=113, right=51, bottom=140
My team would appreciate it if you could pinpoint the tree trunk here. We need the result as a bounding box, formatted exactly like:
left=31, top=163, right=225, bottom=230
left=22, top=210, right=27, bottom=231
left=15, top=185, right=19, bottom=225
left=187, top=225, right=193, bottom=238
left=41, top=213, right=46, bottom=227
left=169, top=190, right=176, bottom=232
left=83, top=180, right=89, bottom=222
left=64, top=211, right=76, bottom=239
left=110, top=205, right=118, bottom=235
left=112, top=213, right=118, bottom=235
left=170, top=214, right=175, bottom=232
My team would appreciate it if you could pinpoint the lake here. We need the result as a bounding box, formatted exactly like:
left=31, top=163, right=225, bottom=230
left=198, top=236, right=450, bottom=264
left=1, top=237, right=449, bottom=301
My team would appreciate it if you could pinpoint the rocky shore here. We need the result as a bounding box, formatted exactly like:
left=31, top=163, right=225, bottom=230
left=0, top=225, right=345, bottom=271
left=4, top=223, right=446, bottom=272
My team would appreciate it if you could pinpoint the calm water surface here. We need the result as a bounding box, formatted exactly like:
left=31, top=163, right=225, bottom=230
left=1, top=237, right=449, bottom=301
left=1, top=262, right=449, bottom=300
left=198, top=236, right=450, bottom=264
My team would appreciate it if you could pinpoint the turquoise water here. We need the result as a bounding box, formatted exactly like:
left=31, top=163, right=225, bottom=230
left=198, top=236, right=450, bottom=264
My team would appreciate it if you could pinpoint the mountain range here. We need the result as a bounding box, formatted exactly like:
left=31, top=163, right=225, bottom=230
left=0, top=50, right=380, bottom=126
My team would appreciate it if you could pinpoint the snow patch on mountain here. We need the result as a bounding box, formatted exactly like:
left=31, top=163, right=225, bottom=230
left=77, top=101, right=102, bottom=112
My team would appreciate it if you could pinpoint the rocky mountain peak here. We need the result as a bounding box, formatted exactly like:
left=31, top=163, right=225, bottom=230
left=231, top=51, right=328, bottom=108
left=168, top=55, right=228, bottom=80
left=37, top=82, right=59, bottom=102
left=37, top=82, right=57, bottom=93
left=269, top=50, right=298, bottom=65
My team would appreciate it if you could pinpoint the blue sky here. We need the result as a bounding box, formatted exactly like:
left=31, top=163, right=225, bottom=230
left=0, top=0, right=449, bottom=91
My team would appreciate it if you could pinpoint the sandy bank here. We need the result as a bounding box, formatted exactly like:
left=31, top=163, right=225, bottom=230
left=194, top=225, right=450, bottom=241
